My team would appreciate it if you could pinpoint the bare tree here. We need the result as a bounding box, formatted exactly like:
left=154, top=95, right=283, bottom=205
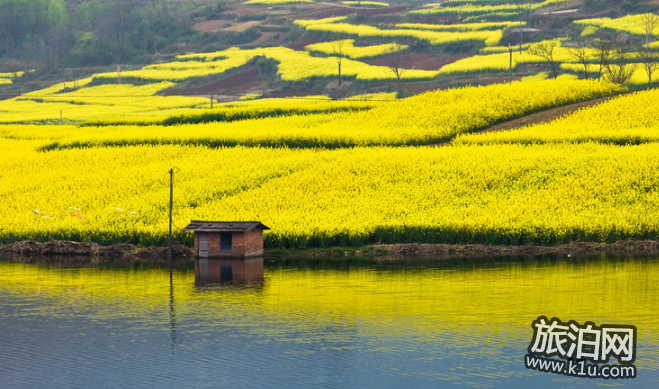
left=47, top=0, right=69, bottom=69
left=567, top=43, right=592, bottom=79
left=641, top=13, right=659, bottom=48
left=515, top=2, right=533, bottom=54
left=605, top=43, right=637, bottom=84
left=640, top=13, right=659, bottom=83
left=592, top=38, right=612, bottom=81
left=528, top=40, right=560, bottom=79
left=641, top=50, right=659, bottom=84
left=108, top=0, right=138, bottom=60
left=331, top=40, right=345, bottom=87
left=386, top=43, right=407, bottom=91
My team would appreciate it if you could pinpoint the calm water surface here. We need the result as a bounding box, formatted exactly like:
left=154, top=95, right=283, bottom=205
left=0, top=255, right=657, bottom=388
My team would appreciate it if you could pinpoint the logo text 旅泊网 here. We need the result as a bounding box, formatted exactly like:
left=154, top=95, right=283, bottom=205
left=528, top=316, right=637, bottom=363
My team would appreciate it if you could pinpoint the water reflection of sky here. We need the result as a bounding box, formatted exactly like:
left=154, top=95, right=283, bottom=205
left=0, top=256, right=657, bottom=388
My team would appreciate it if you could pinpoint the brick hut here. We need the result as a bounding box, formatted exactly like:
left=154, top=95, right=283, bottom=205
left=183, top=221, right=270, bottom=257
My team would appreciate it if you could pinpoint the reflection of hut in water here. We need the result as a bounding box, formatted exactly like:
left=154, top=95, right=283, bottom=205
left=195, top=258, right=264, bottom=286
left=182, top=221, right=270, bottom=257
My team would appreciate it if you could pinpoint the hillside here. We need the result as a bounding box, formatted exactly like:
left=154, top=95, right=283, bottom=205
left=2, top=0, right=659, bottom=101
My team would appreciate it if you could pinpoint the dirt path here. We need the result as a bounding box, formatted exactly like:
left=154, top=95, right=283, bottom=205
left=428, top=95, right=618, bottom=147
left=473, top=95, right=615, bottom=135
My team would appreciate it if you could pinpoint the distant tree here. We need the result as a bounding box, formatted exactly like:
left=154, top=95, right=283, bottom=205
left=515, top=1, right=533, bottom=54
left=592, top=38, right=612, bottom=81
left=105, top=0, right=140, bottom=60
left=528, top=40, right=560, bottom=79
left=567, top=43, right=592, bottom=79
left=71, top=32, right=111, bottom=65
left=604, top=42, right=637, bottom=84
left=386, top=43, right=407, bottom=91
left=641, top=13, right=659, bottom=48
left=641, top=50, right=659, bottom=84
left=331, top=40, right=345, bottom=87
left=0, top=0, right=48, bottom=53
left=640, top=13, right=659, bottom=84
left=47, top=0, right=70, bottom=68
left=0, top=0, right=196, bottom=68
left=74, top=0, right=103, bottom=32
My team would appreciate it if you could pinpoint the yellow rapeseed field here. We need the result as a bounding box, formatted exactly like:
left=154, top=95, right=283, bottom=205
left=0, top=79, right=630, bottom=247
left=0, top=82, right=211, bottom=124
left=560, top=63, right=655, bottom=84
left=0, top=71, right=26, bottom=85
left=454, top=87, right=659, bottom=146
left=34, top=80, right=622, bottom=149
left=409, top=0, right=570, bottom=17
left=305, top=39, right=407, bottom=59
left=90, top=46, right=439, bottom=83
left=439, top=40, right=593, bottom=74
left=396, top=21, right=521, bottom=31
left=294, top=19, right=503, bottom=46
left=575, top=13, right=659, bottom=36
left=5, top=139, right=659, bottom=247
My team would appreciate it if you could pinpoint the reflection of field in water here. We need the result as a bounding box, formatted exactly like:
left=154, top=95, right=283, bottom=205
left=0, top=255, right=657, bottom=388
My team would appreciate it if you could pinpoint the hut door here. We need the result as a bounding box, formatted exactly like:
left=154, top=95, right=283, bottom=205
left=198, top=233, right=209, bottom=257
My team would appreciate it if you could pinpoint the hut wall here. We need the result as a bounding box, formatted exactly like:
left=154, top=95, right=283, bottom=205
left=209, top=232, right=221, bottom=256
left=230, top=232, right=245, bottom=257
left=193, top=229, right=265, bottom=257
left=244, top=228, right=264, bottom=256
left=210, top=232, right=245, bottom=257
left=193, top=233, right=198, bottom=255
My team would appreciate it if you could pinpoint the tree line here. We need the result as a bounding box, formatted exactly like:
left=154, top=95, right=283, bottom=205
left=0, top=0, right=205, bottom=69
left=526, top=14, right=659, bottom=84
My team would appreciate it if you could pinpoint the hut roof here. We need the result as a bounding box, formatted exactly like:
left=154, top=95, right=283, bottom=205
left=182, top=221, right=270, bottom=232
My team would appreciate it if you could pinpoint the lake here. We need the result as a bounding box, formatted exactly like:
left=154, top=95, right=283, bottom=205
left=0, top=254, right=657, bottom=388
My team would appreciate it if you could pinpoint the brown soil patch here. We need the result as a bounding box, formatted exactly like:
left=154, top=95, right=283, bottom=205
left=292, top=6, right=357, bottom=19
left=253, top=31, right=276, bottom=45
left=225, top=21, right=261, bottom=32
left=365, top=53, right=467, bottom=71
left=163, top=67, right=263, bottom=96
left=268, top=32, right=287, bottom=46
left=399, top=82, right=441, bottom=94
left=286, top=4, right=409, bottom=22
left=266, top=90, right=323, bottom=98
left=224, top=4, right=262, bottom=17
left=213, top=67, right=262, bottom=90
left=0, top=240, right=194, bottom=259
left=192, top=19, right=234, bottom=33
left=353, top=5, right=412, bottom=16
left=474, top=75, right=522, bottom=86
left=193, top=18, right=260, bottom=33
left=288, top=37, right=323, bottom=50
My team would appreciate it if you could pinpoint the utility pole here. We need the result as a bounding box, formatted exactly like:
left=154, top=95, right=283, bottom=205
left=509, top=44, right=513, bottom=84
left=168, top=168, right=174, bottom=266
left=210, top=95, right=213, bottom=109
